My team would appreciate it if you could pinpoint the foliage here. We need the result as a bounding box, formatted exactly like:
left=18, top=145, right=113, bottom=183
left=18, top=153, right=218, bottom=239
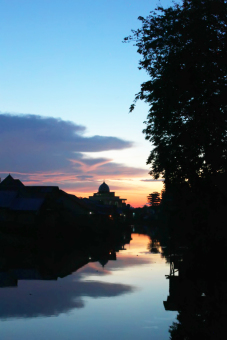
left=147, top=191, right=161, bottom=206
left=125, top=0, right=227, bottom=189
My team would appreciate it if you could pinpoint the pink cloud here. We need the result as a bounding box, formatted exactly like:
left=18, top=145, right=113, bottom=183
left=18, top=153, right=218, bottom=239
left=0, top=114, right=149, bottom=206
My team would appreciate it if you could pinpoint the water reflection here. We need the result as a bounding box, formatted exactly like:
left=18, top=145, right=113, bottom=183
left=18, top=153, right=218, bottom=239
left=0, top=274, right=134, bottom=319
left=0, top=232, right=177, bottom=340
left=0, top=230, right=135, bottom=319
left=161, top=233, right=227, bottom=339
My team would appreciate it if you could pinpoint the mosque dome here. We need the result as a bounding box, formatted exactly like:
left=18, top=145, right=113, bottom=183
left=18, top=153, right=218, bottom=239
left=98, top=181, right=110, bottom=193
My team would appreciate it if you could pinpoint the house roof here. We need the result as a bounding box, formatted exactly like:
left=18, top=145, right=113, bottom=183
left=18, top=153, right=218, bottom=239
left=0, top=191, right=18, bottom=208
left=58, top=190, right=91, bottom=211
left=0, top=175, right=98, bottom=215
left=26, top=186, right=59, bottom=193
left=0, top=174, right=24, bottom=188
left=10, top=197, right=45, bottom=211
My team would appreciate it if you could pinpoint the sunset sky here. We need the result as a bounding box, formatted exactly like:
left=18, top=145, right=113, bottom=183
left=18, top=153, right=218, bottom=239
left=0, top=0, right=174, bottom=207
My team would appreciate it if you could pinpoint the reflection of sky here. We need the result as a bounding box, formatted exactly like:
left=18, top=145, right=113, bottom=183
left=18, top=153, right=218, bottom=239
left=0, top=234, right=177, bottom=340
left=0, top=274, right=134, bottom=319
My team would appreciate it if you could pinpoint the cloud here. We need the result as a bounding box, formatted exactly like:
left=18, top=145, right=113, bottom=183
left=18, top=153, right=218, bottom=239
left=140, top=179, right=164, bottom=182
left=0, top=114, right=132, bottom=152
left=0, top=114, right=131, bottom=171
left=0, top=113, right=147, bottom=189
left=0, top=273, right=134, bottom=320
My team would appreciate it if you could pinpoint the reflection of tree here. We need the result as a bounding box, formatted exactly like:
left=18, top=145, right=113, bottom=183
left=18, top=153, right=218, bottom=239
left=147, top=239, right=162, bottom=254
left=164, top=234, right=227, bottom=340
left=169, top=286, right=227, bottom=340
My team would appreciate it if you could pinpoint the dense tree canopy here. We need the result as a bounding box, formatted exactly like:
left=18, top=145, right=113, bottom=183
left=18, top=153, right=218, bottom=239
left=147, top=192, right=161, bottom=206
left=125, top=0, right=227, bottom=189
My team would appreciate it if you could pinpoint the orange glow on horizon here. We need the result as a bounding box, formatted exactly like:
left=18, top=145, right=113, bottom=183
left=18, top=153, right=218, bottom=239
left=66, top=180, right=164, bottom=208
left=0, top=171, right=164, bottom=208
left=65, top=190, right=149, bottom=207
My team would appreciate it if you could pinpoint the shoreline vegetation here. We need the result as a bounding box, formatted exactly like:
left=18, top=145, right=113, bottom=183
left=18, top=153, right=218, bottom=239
left=123, top=1, right=227, bottom=337
left=124, top=0, right=227, bottom=300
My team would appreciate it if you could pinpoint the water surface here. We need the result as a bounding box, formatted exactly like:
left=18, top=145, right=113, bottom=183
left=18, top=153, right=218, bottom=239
left=0, top=233, right=177, bottom=339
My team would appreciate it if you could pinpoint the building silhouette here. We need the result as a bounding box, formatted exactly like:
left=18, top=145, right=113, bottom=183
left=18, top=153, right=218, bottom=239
left=89, top=182, right=126, bottom=208
left=0, top=174, right=91, bottom=225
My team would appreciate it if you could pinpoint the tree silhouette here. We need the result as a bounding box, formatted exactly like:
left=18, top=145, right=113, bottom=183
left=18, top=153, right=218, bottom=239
left=125, top=0, right=227, bottom=189
left=147, top=191, right=161, bottom=206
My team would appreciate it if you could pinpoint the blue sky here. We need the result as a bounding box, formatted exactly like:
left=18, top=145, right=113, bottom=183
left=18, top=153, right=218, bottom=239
left=0, top=0, right=175, bottom=206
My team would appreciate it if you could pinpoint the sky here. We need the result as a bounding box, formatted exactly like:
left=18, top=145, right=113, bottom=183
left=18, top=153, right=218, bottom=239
left=0, top=0, right=175, bottom=207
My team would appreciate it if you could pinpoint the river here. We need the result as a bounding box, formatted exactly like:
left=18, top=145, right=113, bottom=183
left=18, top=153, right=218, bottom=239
left=0, top=233, right=177, bottom=339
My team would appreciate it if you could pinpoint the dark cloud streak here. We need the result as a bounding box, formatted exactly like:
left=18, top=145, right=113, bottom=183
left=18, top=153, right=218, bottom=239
left=0, top=113, right=132, bottom=172
left=0, top=113, right=146, bottom=187
left=140, top=179, right=164, bottom=182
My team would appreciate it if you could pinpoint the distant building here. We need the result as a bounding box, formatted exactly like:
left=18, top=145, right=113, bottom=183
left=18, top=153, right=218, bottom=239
left=89, top=182, right=126, bottom=208
left=0, top=174, right=92, bottom=224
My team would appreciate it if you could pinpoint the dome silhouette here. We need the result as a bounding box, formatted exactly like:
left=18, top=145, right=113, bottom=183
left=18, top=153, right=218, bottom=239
left=98, top=181, right=109, bottom=193
left=99, top=259, right=108, bottom=268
